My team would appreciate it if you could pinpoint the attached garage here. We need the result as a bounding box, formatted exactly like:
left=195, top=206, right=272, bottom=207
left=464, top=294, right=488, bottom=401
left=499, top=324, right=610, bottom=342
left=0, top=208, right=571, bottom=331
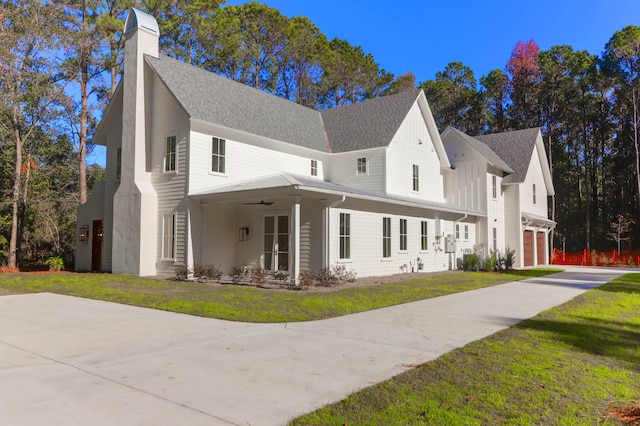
left=536, top=231, right=545, bottom=265
left=523, top=230, right=534, bottom=266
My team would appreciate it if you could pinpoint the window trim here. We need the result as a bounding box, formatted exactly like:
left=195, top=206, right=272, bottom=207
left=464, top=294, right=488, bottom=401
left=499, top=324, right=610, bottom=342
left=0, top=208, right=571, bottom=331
left=310, top=159, right=318, bottom=177
left=455, top=224, right=460, bottom=240
left=412, top=164, right=419, bottom=192
left=421, top=220, right=428, bottom=251
left=162, top=213, right=176, bottom=260
left=211, top=136, right=226, bottom=174
left=339, top=213, right=350, bottom=259
left=492, top=175, right=497, bottom=199
left=492, top=227, right=497, bottom=251
left=532, top=183, right=537, bottom=205
left=164, top=135, right=177, bottom=173
left=382, top=217, right=391, bottom=258
left=464, top=224, right=469, bottom=241
left=357, top=157, right=367, bottom=175
left=399, top=218, right=408, bottom=251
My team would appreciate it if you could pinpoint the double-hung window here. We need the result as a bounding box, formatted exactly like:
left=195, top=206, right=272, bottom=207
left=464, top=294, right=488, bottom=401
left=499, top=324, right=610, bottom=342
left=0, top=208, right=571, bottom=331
left=357, top=157, right=367, bottom=175
left=164, top=136, right=176, bottom=172
left=339, top=213, right=350, bottom=259
left=455, top=224, right=460, bottom=240
left=464, top=224, right=469, bottom=240
left=532, top=183, right=537, bottom=205
left=382, top=217, right=391, bottom=258
left=492, top=227, right=497, bottom=251
left=421, top=221, right=428, bottom=251
left=212, top=137, right=226, bottom=173
left=399, top=219, right=408, bottom=251
left=311, top=159, right=318, bottom=176
left=162, top=213, right=176, bottom=259
left=492, top=175, right=497, bottom=199
left=412, top=165, right=419, bottom=191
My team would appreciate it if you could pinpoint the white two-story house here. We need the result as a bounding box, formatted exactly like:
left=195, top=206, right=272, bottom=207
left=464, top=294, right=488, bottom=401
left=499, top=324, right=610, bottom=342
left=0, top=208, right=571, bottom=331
left=75, top=9, right=553, bottom=279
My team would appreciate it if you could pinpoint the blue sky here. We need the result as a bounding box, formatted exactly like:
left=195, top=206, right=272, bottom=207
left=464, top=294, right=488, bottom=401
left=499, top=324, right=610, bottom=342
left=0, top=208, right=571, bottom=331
left=226, top=0, right=640, bottom=83
left=88, top=0, right=640, bottom=165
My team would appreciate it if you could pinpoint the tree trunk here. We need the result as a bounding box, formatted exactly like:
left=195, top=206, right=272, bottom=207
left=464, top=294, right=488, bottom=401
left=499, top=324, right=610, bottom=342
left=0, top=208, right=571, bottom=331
left=8, top=122, right=23, bottom=269
left=78, top=4, right=88, bottom=204
left=633, top=87, right=640, bottom=212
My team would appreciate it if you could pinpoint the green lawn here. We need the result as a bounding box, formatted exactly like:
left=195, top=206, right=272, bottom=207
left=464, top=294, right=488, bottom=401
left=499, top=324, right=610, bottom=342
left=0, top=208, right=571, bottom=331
left=291, top=273, right=640, bottom=425
left=0, top=268, right=558, bottom=323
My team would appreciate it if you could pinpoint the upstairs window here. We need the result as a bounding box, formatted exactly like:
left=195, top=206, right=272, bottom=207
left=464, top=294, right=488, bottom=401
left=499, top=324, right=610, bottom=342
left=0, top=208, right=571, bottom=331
left=492, top=227, right=497, bottom=251
left=212, top=137, right=226, bottom=173
left=464, top=224, right=469, bottom=240
left=382, top=217, right=391, bottom=258
left=399, top=218, right=408, bottom=251
left=455, top=224, right=460, bottom=240
left=421, top=221, right=428, bottom=251
left=492, top=175, right=497, bottom=199
left=533, top=183, right=537, bottom=205
left=164, top=136, right=176, bottom=172
left=357, top=157, right=367, bottom=175
left=116, top=147, right=122, bottom=180
left=311, top=159, right=318, bottom=176
left=412, top=165, right=419, bottom=191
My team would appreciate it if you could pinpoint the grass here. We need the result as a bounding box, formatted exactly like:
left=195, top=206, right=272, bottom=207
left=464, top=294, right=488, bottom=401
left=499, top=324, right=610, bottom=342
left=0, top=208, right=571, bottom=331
left=0, top=268, right=559, bottom=323
left=291, top=273, right=640, bottom=425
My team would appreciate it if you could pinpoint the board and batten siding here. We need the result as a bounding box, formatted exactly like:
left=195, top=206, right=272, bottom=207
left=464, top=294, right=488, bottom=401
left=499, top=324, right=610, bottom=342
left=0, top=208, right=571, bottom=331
left=503, top=185, right=522, bottom=266
left=329, top=208, right=450, bottom=277
left=386, top=101, right=444, bottom=202
left=486, top=169, right=506, bottom=254
left=188, top=131, right=322, bottom=194
left=326, top=148, right=385, bottom=193
left=102, top=109, right=123, bottom=272
left=148, top=72, right=190, bottom=275
left=445, top=161, right=485, bottom=211
left=520, top=147, right=549, bottom=217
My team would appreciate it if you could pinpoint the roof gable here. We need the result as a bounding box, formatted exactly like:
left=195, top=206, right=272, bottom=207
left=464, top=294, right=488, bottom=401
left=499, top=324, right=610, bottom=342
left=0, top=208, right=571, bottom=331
left=442, top=127, right=514, bottom=174
left=474, top=128, right=541, bottom=184
left=320, top=89, right=421, bottom=153
left=145, top=55, right=329, bottom=152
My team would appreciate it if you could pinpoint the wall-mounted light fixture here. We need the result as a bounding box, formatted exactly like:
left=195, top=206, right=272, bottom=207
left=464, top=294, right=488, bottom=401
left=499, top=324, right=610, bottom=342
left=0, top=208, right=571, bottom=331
left=238, top=227, right=249, bottom=242
left=79, top=225, right=89, bottom=243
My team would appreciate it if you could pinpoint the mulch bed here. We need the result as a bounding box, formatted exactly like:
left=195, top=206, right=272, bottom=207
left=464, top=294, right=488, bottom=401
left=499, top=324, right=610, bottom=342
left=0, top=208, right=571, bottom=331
left=607, top=403, right=640, bottom=424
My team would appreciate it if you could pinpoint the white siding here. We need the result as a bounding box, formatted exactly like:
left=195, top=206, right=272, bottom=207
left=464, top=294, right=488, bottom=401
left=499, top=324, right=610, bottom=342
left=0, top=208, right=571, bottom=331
left=102, top=104, right=123, bottom=272
left=148, top=73, right=191, bottom=275
left=189, top=131, right=323, bottom=194
left=386, top=102, right=444, bottom=202
left=520, top=147, right=549, bottom=217
left=326, top=148, right=385, bottom=193
left=329, top=208, right=451, bottom=277
left=503, top=185, right=522, bottom=266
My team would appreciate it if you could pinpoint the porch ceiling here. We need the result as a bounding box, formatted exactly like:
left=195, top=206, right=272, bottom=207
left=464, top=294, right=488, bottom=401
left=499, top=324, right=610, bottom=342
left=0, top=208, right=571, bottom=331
left=189, top=173, right=485, bottom=219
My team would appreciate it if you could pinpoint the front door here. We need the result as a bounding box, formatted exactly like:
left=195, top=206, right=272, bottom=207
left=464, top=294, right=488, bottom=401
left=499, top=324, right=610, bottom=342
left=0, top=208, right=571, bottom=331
left=91, top=220, right=103, bottom=272
left=263, top=215, right=289, bottom=271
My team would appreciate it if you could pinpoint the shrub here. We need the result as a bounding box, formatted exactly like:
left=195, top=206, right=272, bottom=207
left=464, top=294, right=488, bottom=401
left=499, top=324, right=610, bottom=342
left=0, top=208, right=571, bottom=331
left=174, top=264, right=190, bottom=281
left=504, top=247, right=516, bottom=270
left=231, top=265, right=245, bottom=282
left=298, top=270, right=315, bottom=287
left=193, top=264, right=222, bottom=281
left=331, top=264, right=357, bottom=282
left=483, top=252, right=497, bottom=272
left=45, top=256, right=64, bottom=271
left=463, top=253, right=480, bottom=271
left=315, top=267, right=338, bottom=287
left=250, top=266, right=266, bottom=283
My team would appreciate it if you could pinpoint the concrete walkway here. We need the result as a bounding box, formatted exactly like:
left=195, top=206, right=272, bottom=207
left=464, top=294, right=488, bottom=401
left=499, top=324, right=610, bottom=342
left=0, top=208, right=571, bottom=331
left=0, top=266, right=631, bottom=425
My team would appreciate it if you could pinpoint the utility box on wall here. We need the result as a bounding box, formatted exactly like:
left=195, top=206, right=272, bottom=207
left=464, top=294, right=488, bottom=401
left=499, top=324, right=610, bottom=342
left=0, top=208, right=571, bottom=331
left=445, top=234, right=456, bottom=253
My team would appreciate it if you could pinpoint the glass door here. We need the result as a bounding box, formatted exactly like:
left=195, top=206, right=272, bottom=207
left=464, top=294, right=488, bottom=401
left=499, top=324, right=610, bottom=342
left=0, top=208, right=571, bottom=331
left=263, top=215, right=289, bottom=271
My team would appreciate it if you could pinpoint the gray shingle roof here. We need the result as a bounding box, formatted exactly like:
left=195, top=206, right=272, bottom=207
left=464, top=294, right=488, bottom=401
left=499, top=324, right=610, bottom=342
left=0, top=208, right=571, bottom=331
left=145, top=55, right=329, bottom=152
left=320, top=89, right=421, bottom=153
left=474, top=128, right=541, bottom=184
left=444, top=127, right=513, bottom=174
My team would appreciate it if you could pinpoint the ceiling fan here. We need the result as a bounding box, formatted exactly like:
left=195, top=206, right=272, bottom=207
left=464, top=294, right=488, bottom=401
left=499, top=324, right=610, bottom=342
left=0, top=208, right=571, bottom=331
left=242, top=200, right=274, bottom=206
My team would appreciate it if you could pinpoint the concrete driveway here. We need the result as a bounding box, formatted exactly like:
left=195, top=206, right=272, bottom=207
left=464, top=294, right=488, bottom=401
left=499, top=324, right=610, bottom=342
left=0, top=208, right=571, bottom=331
left=0, top=266, right=631, bottom=425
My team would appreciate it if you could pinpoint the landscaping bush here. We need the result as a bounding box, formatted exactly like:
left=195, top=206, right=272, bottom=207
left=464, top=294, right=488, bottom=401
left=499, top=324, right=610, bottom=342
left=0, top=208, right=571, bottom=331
left=250, top=266, right=266, bottom=283
left=504, top=247, right=516, bottom=270
left=45, top=256, right=64, bottom=271
left=463, top=253, right=480, bottom=271
left=173, top=264, right=190, bottom=281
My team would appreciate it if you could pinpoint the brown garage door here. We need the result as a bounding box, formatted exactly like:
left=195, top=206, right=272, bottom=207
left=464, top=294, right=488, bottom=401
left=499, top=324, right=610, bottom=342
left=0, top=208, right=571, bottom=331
left=536, top=231, right=545, bottom=265
left=523, top=230, right=534, bottom=266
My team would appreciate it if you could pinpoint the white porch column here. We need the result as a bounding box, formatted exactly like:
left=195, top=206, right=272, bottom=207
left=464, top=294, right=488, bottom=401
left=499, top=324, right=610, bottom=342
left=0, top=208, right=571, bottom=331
left=532, top=227, right=539, bottom=267
left=291, top=197, right=301, bottom=285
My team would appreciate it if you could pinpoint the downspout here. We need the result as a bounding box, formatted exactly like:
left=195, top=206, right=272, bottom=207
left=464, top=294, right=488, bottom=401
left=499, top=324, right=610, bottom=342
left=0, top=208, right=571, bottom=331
left=325, top=195, right=346, bottom=268
left=451, top=213, right=468, bottom=270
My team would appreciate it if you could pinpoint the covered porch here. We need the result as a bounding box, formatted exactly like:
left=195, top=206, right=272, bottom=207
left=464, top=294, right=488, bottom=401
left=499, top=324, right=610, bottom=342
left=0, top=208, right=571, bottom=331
left=521, top=211, right=556, bottom=267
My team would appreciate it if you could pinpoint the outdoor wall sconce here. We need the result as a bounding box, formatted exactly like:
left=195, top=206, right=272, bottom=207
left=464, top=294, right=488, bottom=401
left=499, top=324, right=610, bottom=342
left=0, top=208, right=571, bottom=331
left=238, top=227, right=249, bottom=242
left=79, top=225, right=89, bottom=243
